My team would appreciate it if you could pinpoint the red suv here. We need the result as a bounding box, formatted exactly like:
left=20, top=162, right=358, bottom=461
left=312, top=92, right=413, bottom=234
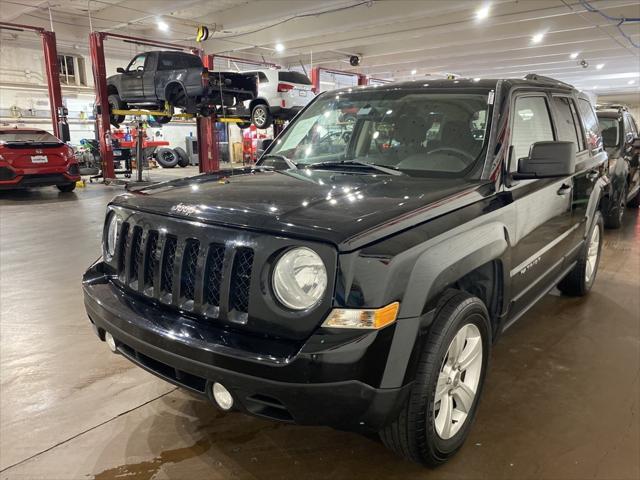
left=0, top=128, right=80, bottom=192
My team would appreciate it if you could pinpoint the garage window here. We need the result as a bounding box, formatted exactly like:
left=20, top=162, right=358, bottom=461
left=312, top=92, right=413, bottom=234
left=57, top=54, right=86, bottom=86
left=510, top=96, right=554, bottom=169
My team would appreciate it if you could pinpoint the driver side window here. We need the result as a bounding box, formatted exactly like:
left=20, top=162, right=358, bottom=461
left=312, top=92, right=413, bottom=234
left=510, top=96, right=554, bottom=171
left=127, top=54, right=147, bottom=72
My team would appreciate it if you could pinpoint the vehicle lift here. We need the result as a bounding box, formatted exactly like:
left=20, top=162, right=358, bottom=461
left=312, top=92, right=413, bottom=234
left=0, top=22, right=68, bottom=141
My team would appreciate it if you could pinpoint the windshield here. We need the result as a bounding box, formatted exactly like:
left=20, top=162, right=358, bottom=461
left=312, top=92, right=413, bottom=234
left=598, top=116, right=619, bottom=148
left=267, top=89, right=491, bottom=177
left=0, top=130, right=61, bottom=144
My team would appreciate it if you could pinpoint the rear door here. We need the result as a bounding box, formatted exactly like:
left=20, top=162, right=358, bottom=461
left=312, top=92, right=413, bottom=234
left=120, top=53, right=147, bottom=101
left=506, top=92, right=575, bottom=317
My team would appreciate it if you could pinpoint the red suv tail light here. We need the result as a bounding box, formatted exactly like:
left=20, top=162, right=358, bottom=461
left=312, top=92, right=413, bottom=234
left=277, top=83, right=294, bottom=92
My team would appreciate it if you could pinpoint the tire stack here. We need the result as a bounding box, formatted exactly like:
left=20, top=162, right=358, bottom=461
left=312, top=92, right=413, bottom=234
left=155, top=147, right=190, bottom=168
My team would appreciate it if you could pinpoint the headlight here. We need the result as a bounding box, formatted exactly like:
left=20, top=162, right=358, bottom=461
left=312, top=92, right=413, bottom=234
left=272, top=247, right=327, bottom=310
left=104, top=213, right=119, bottom=259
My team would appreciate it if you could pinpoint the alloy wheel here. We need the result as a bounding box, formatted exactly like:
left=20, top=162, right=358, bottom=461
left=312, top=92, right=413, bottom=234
left=433, top=323, right=483, bottom=440
left=585, top=224, right=600, bottom=283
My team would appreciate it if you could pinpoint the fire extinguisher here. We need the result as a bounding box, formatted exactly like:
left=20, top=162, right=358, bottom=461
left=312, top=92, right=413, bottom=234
left=104, top=131, right=112, bottom=151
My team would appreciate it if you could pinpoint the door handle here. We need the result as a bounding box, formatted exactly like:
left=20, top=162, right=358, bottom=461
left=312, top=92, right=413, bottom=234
left=557, top=183, right=572, bottom=196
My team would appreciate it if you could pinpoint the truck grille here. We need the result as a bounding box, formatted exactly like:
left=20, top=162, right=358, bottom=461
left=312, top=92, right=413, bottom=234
left=115, top=221, right=254, bottom=321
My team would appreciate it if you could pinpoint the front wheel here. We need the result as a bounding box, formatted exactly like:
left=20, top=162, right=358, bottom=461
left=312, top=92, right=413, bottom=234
left=108, top=94, right=127, bottom=127
left=558, top=210, right=603, bottom=296
left=380, top=291, right=491, bottom=466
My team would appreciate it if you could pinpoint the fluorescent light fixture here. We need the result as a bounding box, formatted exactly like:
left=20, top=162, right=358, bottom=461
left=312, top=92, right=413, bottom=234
left=476, top=4, right=491, bottom=20
left=411, top=69, right=417, bottom=75
left=570, top=52, right=579, bottom=59
left=473, top=77, right=481, bottom=82
left=628, top=79, right=636, bottom=85
left=275, top=43, right=285, bottom=53
left=596, top=63, right=605, bottom=70
left=531, top=32, right=545, bottom=44
left=157, top=20, right=169, bottom=31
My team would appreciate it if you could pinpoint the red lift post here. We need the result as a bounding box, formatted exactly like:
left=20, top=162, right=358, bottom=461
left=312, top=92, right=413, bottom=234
left=0, top=22, right=65, bottom=139
left=88, top=31, right=217, bottom=179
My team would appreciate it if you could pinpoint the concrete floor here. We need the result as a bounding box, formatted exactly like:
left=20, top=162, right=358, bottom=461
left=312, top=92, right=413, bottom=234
left=1, top=180, right=639, bottom=480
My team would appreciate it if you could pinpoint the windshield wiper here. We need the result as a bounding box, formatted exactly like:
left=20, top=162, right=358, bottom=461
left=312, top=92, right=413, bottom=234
left=305, top=160, right=404, bottom=176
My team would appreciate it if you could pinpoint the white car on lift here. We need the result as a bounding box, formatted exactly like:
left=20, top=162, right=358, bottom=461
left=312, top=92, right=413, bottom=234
left=240, top=69, right=315, bottom=129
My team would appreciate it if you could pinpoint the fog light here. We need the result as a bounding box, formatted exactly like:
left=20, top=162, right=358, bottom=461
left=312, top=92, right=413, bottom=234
left=212, top=382, right=233, bottom=410
left=105, top=331, right=117, bottom=353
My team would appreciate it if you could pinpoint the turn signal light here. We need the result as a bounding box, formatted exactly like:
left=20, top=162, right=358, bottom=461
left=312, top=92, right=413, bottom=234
left=277, top=82, right=295, bottom=92
left=322, top=302, right=400, bottom=329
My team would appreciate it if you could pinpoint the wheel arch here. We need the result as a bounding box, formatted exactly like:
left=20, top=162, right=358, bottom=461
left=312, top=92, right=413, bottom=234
left=249, top=97, right=269, bottom=111
left=164, top=81, right=187, bottom=102
left=107, top=84, right=119, bottom=97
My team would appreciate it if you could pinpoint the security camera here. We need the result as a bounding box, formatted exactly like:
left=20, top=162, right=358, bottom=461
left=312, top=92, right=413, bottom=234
left=579, top=59, right=589, bottom=69
left=349, top=55, right=360, bottom=67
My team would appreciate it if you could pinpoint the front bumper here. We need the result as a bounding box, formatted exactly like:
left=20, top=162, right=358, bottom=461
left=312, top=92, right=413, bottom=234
left=83, top=261, right=412, bottom=431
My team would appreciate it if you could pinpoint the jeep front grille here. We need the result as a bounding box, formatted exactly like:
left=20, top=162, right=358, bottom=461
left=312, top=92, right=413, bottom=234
left=114, top=222, right=254, bottom=320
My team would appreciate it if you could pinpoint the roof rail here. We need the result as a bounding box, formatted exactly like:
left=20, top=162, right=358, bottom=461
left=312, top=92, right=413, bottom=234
left=524, top=74, right=573, bottom=88
left=596, top=103, right=628, bottom=112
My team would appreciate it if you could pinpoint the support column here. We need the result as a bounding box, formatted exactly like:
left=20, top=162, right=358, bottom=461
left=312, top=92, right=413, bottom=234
left=89, top=31, right=115, bottom=179
left=197, top=54, right=219, bottom=173
left=40, top=30, right=64, bottom=139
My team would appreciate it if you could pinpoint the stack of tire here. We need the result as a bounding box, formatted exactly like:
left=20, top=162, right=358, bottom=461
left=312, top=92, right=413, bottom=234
left=155, top=147, right=190, bottom=168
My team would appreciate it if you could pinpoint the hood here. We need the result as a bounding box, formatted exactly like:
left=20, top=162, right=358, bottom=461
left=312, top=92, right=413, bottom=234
left=113, top=168, right=492, bottom=250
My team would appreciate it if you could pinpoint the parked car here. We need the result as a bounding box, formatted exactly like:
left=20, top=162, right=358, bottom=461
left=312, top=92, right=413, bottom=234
left=107, top=51, right=257, bottom=126
left=83, top=75, right=608, bottom=466
left=0, top=128, right=80, bottom=192
left=596, top=105, right=640, bottom=228
left=235, top=69, right=315, bottom=129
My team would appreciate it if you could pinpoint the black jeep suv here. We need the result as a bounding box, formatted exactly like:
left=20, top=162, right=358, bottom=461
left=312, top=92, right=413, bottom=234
left=83, top=75, right=608, bottom=466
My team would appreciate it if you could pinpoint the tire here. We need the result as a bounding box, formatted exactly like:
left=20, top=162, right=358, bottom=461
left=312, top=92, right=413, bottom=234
left=251, top=104, right=272, bottom=129
left=380, top=290, right=491, bottom=466
left=155, top=147, right=179, bottom=168
left=628, top=188, right=640, bottom=208
left=557, top=210, right=603, bottom=296
left=57, top=183, right=76, bottom=193
left=108, top=94, right=127, bottom=127
left=174, top=147, right=190, bottom=167
left=604, top=185, right=626, bottom=229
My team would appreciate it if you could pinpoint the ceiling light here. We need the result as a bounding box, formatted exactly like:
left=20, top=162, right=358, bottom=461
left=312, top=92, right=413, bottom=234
left=157, top=21, right=169, bottom=32
left=569, top=52, right=579, bottom=59
left=275, top=43, right=285, bottom=53
left=473, top=77, right=481, bottom=82
left=593, top=86, right=599, bottom=90
left=476, top=4, right=490, bottom=20
left=411, top=69, right=417, bottom=75
left=628, top=80, right=636, bottom=85
left=531, top=32, right=545, bottom=44
left=596, top=63, right=605, bottom=70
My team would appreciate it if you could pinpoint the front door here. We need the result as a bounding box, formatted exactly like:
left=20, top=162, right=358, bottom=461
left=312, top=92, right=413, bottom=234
left=120, top=53, right=147, bottom=102
left=506, top=93, right=575, bottom=318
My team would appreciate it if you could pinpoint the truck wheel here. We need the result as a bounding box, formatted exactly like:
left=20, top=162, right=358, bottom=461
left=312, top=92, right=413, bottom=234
left=108, top=94, right=126, bottom=126
left=251, top=104, right=272, bottom=129
left=155, top=147, right=179, bottom=168
left=604, top=185, right=626, bottom=229
left=558, top=210, right=603, bottom=296
left=380, top=290, right=491, bottom=466
left=57, top=183, right=76, bottom=193
left=174, top=147, right=190, bottom=167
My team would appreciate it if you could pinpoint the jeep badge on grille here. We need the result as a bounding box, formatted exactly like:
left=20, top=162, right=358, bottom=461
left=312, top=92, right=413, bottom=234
left=171, top=203, right=199, bottom=216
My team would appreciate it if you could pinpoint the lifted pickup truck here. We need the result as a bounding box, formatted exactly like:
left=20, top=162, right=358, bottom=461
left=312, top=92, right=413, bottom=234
left=106, top=51, right=256, bottom=126
left=84, top=75, right=608, bottom=466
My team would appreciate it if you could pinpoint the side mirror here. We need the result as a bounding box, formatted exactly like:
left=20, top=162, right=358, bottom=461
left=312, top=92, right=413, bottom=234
left=513, top=141, right=575, bottom=179
left=116, top=67, right=125, bottom=74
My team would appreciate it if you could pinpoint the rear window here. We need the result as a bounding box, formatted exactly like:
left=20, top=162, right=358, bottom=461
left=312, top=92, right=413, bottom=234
left=278, top=71, right=311, bottom=85
left=598, top=117, right=620, bottom=148
left=0, top=131, right=61, bottom=143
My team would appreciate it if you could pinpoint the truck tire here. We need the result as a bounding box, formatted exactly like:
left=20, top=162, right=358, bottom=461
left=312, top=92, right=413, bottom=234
left=108, top=94, right=127, bottom=126
left=251, top=104, right=272, bottom=129
left=174, top=147, right=190, bottom=167
left=380, top=290, right=491, bottom=466
left=558, top=210, right=603, bottom=296
left=155, top=147, right=179, bottom=168
left=604, top=185, right=626, bottom=229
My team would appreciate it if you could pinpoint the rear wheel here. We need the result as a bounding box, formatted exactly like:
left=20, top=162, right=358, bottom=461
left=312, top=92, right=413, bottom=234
left=108, top=94, right=127, bottom=126
left=57, top=183, right=76, bottom=193
left=251, top=104, right=272, bottom=129
left=155, top=147, right=179, bottom=168
left=380, top=291, right=491, bottom=466
left=628, top=187, right=640, bottom=208
left=558, top=210, right=603, bottom=296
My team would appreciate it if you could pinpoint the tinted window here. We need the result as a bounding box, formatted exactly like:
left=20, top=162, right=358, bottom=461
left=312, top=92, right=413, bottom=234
left=127, top=54, right=146, bottom=72
left=183, top=54, right=203, bottom=68
left=598, top=117, right=620, bottom=148
left=511, top=96, right=554, bottom=169
left=0, top=130, right=61, bottom=143
left=577, top=98, right=602, bottom=152
left=278, top=71, right=312, bottom=85
left=553, top=96, right=583, bottom=152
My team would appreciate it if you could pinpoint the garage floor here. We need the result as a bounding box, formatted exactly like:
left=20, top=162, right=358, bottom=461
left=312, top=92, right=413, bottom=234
left=1, top=184, right=639, bottom=480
